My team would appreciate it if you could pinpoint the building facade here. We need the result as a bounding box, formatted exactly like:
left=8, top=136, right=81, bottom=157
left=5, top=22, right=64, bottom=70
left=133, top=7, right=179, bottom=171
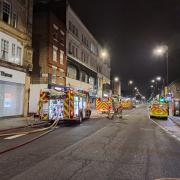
left=66, top=6, right=111, bottom=100
left=32, top=5, right=66, bottom=89
left=0, top=0, right=33, bottom=118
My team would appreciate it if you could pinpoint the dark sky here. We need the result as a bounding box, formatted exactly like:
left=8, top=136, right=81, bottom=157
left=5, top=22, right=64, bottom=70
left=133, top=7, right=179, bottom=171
left=69, top=0, right=180, bottom=97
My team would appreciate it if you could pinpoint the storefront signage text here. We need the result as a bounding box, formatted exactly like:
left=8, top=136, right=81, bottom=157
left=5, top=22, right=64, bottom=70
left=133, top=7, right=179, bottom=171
left=0, top=71, right=13, bottom=78
left=176, top=87, right=180, bottom=92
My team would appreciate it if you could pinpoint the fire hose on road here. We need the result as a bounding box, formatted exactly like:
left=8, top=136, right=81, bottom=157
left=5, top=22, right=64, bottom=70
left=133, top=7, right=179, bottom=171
left=0, top=118, right=60, bottom=155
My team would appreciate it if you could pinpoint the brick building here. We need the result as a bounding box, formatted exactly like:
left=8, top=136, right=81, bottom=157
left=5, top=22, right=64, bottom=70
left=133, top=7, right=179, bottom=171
left=32, top=3, right=66, bottom=88
left=0, top=0, right=33, bottom=118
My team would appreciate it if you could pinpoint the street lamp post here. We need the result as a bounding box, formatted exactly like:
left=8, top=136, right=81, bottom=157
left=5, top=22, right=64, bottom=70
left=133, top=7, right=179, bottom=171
left=113, top=77, right=120, bottom=95
left=153, top=45, right=169, bottom=88
left=128, top=80, right=133, bottom=97
left=100, top=49, right=109, bottom=97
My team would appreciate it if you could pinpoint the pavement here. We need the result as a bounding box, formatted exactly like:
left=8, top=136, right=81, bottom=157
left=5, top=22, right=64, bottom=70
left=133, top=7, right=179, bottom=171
left=169, top=116, right=180, bottom=127
left=1, top=105, right=180, bottom=180
left=0, top=116, right=43, bottom=131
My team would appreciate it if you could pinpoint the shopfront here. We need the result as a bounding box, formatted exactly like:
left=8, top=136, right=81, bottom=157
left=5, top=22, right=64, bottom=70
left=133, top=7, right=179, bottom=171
left=0, top=67, right=26, bottom=117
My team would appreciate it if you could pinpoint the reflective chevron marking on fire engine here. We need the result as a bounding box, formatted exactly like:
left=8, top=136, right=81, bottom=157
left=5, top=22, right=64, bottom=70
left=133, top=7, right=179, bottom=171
left=96, top=98, right=112, bottom=111
left=69, top=91, right=74, bottom=117
left=64, top=98, right=69, bottom=118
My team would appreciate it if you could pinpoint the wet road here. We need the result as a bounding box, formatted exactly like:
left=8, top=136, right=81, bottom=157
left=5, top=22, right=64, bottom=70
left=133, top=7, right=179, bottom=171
left=0, top=106, right=180, bottom=180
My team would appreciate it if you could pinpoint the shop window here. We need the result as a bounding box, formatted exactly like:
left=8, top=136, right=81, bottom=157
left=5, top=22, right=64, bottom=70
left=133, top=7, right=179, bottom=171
left=67, top=65, right=77, bottom=80
left=12, top=13, right=17, bottom=28
left=53, top=46, right=58, bottom=61
left=2, top=1, right=11, bottom=24
left=0, top=82, right=24, bottom=117
left=60, top=50, right=64, bottom=64
left=1, top=39, right=9, bottom=60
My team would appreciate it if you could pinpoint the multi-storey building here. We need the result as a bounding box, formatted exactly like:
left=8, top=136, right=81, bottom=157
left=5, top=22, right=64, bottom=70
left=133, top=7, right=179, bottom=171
left=66, top=5, right=111, bottom=100
left=31, top=1, right=111, bottom=113
left=32, top=4, right=66, bottom=88
left=0, top=0, right=33, bottom=118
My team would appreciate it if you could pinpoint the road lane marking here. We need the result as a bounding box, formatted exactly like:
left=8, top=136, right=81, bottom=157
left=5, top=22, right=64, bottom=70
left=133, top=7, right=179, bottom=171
left=150, top=118, right=180, bottom=143
left=4, top=134, right=26, bottom=140
left=141, top=128, right=154, bottom=131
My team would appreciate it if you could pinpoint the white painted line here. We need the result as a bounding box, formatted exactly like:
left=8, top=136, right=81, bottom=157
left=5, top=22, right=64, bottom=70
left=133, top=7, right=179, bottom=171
left=141, top=128, right=154, bottom=131
left=4, top=134, right=26, bottom=140
left=150, top=118, right=180, bottom=143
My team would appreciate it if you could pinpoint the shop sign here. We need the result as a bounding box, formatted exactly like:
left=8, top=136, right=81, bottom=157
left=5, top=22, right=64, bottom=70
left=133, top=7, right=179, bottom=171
left=0, top=67, right=25, bottom=84
left=0, top=71, right=12, bottom=78
left=176, top=87, right=180, bottom=92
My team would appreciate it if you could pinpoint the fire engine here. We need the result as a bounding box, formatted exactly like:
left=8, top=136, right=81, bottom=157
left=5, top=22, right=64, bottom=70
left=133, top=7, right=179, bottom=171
left=36, top=88, right=91, bottom=123
left=96, top=97, right=113, bottom=112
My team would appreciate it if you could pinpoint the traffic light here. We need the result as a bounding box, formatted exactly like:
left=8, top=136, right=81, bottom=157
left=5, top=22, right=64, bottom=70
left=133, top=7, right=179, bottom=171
left=159, top=96, right=165, bottom=103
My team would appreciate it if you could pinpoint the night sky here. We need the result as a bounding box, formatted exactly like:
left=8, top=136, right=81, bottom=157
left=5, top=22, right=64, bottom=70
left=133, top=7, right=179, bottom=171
left=69, top=0, right=180, bottom=97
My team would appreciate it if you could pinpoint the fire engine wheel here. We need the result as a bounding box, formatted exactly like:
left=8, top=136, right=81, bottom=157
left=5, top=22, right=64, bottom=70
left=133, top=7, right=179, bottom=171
left=79, top=114, right=83, bottom=124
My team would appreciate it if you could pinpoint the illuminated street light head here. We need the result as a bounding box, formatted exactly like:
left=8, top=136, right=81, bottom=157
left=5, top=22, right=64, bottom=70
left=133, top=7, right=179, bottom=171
left=156, top=76, right=161, bottom=81
left=134, top=87, right=137, bottom=90
left=114, top=77, right=119, bottom=82
left=153, top=45, right=168, bottom=56
left=150, top=85, right=154, bottom=88
left=100, top=49, right=108, bottom=59
left=129, top=80, right=133, bottom=85
left=151, top=79, right=155, bottom=83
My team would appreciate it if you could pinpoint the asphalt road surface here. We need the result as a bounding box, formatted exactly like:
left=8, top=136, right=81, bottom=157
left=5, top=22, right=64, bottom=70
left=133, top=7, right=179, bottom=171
left=0, top=105, right=180, bottom=180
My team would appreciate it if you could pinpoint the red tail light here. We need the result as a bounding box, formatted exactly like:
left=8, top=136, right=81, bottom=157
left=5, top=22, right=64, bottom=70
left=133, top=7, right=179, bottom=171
left=70, top=111, right=74, bottom=119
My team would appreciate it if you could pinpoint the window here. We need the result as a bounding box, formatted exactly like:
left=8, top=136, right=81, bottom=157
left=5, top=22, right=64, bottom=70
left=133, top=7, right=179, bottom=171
left=12, top=43, right=16, bottom=61
left=72, top=25, right=75, bottom=34
left=59, top=69, right=64, bottom=78
left=68, top=42, right=72, bottom=54
left=80, top=71, right=88, bottom=83
left=60, top=50, right=64, bottom=64
left=60, top=30, right=65, bottom=36
left=16, top=47, right=22, bottom=64
left=1, top=39, right=9, bottom=60
left=3, top=1, right=11, bottom=24
left=89, top=77, right=95, bottom=86
left=75, top=28, right=78, bottom=37
left=72, top=46, right=75, bottom=56
left=67, top=65, right=77, bottom=79
left=51, top=66, right=57, bottom=84
left=75, top=48, right=78, bottom=58
left=53, top=24, right=58, bottom=41
left=53, top=46, right=58, bottom=61
left=69, top=21, right=72, bottom=31
left=12, top=13, right=17, bottom=28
